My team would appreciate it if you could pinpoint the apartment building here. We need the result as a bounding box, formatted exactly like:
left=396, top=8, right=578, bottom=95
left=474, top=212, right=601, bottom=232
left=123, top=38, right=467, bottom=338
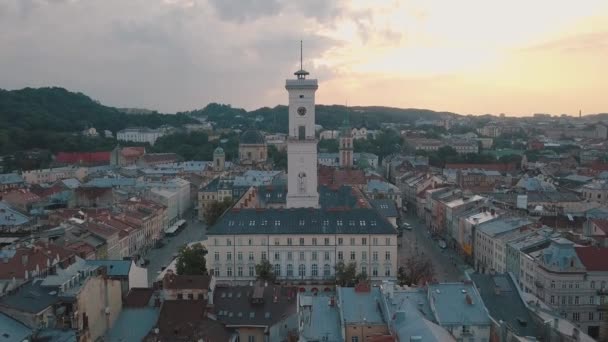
left=525, top=239, right=608, bottom=339
left=474, top=217, right=534, bottom=273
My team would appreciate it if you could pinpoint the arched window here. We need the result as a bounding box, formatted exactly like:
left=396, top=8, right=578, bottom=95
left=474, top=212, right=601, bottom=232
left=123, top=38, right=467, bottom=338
left=298, top=172, right=307, bottom=194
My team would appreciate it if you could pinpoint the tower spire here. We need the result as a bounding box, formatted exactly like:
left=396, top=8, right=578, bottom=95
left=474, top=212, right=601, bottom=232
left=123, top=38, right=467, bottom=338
left=294, top=40, right=309, bottom=79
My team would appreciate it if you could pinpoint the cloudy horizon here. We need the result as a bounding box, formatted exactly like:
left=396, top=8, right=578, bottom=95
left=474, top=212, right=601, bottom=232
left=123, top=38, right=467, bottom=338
left=1, top=0, right=607, bottom=116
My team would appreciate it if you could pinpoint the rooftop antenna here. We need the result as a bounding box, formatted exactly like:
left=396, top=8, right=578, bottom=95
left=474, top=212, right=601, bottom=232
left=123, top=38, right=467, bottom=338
left=300, top=40, right=303, bottom=71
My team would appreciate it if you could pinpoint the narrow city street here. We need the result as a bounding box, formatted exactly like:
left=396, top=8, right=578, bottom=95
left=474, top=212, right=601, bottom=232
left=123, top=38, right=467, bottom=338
left=144, top=211, right=207, bottom=285
left=398, top=213, right=470, bottom=282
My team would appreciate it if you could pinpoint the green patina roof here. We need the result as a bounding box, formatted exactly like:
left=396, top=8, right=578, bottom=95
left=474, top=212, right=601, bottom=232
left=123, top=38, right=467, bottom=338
left=214, top=146, right=225, bottom=155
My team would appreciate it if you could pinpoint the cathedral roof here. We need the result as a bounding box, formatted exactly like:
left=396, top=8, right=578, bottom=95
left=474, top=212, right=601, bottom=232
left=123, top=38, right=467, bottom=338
left=208, top=207, right=396, bottom=235
left=240, top=129, right=265, bottom=145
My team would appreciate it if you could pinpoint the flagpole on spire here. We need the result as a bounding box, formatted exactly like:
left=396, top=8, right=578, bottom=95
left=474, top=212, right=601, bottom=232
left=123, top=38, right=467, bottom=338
left=295, top=40, right=309, bottom=79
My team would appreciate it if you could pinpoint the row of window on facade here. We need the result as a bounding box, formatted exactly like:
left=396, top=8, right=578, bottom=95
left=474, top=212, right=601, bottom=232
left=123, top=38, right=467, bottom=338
left=549, top=294, right=607, bottom=307
left=211, top=263, right=391, bottom=278
left=214, top=250, right=391, bottom=262
left=213, top=236, right=392, bottom=246
left=548, top=280, right=606, bottom=289
left=227, top=219, right=380, bottom=227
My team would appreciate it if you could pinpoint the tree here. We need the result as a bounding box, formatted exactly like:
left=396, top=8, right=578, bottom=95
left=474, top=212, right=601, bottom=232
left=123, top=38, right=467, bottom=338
left=203, top=198, right=233, bottom=226
left=268, top=145, right=287, bottom=170
left=318, top=138, right=339, bottom=152
left=255, top=259, right=275, bottom=282
left=335, top=261, right=358, bottom=286
left=397, top=257, right=435, bottom=286
left=176, top=244, right=208, bottom=275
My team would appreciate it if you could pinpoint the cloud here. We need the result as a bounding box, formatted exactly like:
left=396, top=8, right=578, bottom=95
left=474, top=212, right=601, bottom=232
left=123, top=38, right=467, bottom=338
left=523, top=31, right=608, bottom=53
left=207, top=0, right=282, bottom=22
left=0, top=0, right=342, bottom=112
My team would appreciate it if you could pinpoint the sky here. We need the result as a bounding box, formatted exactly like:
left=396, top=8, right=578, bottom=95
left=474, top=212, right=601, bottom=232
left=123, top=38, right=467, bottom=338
left=0, top=0, right=607, bottom=116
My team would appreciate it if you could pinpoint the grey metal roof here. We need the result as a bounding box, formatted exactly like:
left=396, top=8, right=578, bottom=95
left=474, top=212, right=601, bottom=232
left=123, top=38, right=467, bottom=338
left=0, top=173, right=24, bottom=185
left=0, top=312, right=31, bottom=342
left=318, top=185, right=359, bottom=209
left=338, top=287, right=385, bottom=324
left=427, top=283, right=491, bottom=326
left=86, top=260, right=132, bottom=277
left=477, top=217, right=532, bottom=237
left=0, top=280, right=60, bottom=314
left=208, top=208, right=397, bottom=235
left=214, top=284, right=296, bottom=327
left=0, top=202, right=30, bottom=226
left=299, top=294, right=342, bottom=342
left=469, top=273, right=540, bottom=338
left=105, top=308, right=159, bottom=342
left=370, top=199, right=398, bottom=218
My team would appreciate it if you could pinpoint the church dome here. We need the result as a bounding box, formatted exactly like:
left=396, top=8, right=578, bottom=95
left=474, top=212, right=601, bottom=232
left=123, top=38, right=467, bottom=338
left=213, top=146, right=225, bottom=156
left=240, top=129, right=265, bottom=145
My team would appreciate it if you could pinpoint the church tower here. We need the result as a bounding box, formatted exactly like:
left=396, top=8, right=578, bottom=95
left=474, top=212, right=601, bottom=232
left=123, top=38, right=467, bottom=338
left=286, top=42, right=319, bottom=208
left=339, top=109, right=354, bottom=168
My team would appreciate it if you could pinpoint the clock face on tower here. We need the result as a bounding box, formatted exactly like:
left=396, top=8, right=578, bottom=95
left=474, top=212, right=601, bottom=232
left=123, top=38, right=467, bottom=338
left=297, top=106, right=307, bottom=116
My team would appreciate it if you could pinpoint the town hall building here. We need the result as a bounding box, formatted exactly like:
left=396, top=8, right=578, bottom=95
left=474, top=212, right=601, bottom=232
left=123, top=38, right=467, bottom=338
left=205, top=51, right=398, bottom=285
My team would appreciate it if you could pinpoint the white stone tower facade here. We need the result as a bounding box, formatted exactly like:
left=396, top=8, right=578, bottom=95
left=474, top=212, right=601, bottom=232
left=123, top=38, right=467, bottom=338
left=286, top=49, right=319, bottom=208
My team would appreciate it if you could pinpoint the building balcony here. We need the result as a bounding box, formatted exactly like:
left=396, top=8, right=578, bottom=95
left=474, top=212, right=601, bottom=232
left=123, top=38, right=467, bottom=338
left=597, top=288, right=608, bottom=295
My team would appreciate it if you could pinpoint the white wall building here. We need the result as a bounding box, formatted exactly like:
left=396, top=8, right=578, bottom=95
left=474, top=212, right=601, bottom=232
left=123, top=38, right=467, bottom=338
left=474, top=217, right=533, bottom=273
left=207, top=209, right=397, bottom=284
left=22, top=166, right=88, bottom=184
left=117, top=127, right=166, bottom=146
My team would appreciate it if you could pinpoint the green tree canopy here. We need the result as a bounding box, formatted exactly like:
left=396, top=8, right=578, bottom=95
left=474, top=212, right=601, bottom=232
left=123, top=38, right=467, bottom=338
left=397, top=257, right=435, bottom=286
left=176, top=244, right=208, bottom=276
left=203, top=198, right=234, bottom=226
left=255, top=259, right=275, bottom=282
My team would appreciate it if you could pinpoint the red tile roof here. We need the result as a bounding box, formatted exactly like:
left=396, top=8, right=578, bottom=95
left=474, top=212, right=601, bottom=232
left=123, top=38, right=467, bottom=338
left=0, top=242, right=76, bottom=280
left=2, top=190, right=41, bottom=205
left=318, top=167, right=366, bottom=187
left=121, top=147, right=146, bottom=158
left=30, top=183, right=65, bottom=198
left=75, top=187, right=112, bottom=199
left=55, top=151, right=110, bottom=165
left=575, top=246, right=608, bottom=271
left=591, top=219, right=608, bottom=235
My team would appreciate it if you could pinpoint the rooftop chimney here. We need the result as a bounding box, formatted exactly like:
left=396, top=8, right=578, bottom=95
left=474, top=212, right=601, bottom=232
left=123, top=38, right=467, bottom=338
left=329, top=296, right=335, bottom=307
left=465, top=294, right=473, bottom=305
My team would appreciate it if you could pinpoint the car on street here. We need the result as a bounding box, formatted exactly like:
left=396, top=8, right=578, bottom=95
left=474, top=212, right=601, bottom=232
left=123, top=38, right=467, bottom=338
left=401, top=222, right=412, bottom=230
